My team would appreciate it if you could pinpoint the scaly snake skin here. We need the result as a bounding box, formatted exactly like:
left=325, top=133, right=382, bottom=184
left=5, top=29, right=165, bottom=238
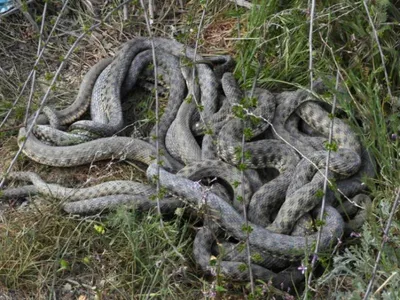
left=1, top=37, right=375, bottom=289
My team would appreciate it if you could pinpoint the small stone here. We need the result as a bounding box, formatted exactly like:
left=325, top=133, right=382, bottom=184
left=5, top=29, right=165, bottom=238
left=62, top=283, right=72, bottom=292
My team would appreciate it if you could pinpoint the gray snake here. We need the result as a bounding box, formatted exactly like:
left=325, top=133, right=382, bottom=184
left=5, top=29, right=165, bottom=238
left=1, top=37, right=375, bottom=289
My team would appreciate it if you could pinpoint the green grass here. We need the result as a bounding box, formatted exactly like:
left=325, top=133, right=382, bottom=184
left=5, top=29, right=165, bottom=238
left=0, top=204, right=200, bottom=298
left=0, top=0, right=400, bottom=299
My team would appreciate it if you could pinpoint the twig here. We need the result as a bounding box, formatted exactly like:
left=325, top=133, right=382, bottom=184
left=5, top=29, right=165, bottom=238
left=362, top=0, right=393, bottom=101
left=239, top=139, right=255, bottom=294
left=373, top=271, right=398, bottom=297
left=24, top=1, right=48, bottom=125
left=363, top=189, right=400, bottom=300
left=232, top=0, right=247, bottom=83
left=139, top=0, right=162, bottom=229
left=231, top=1, right=255, bottom=292
left=308, top=0, right=316, bottom=90
left=188, top=0, right=210, bottom=129
left=235, top=1, right=256, bottom=290
left=123, top=3, right=129, bottom=21
left=139, top=0, right=186, bottom=269
left=241, top=61, right=264, bottom=295
left=148, top=0, right=154, bottom=24
left=305, top=70, right=340, bottom=291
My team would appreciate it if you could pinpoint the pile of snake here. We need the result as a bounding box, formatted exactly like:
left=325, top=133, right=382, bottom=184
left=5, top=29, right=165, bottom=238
left=1, top=37, right=376, bottom=290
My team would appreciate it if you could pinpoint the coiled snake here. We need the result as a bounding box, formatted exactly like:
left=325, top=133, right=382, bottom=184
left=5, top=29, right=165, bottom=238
left=1, top=37, right=375, bottom=290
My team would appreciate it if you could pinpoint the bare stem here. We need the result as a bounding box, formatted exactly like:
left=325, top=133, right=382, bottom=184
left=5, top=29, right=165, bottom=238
left=308, top=0, right=316, bottom=90
left=24, top=1, right=48, bottom=125
left=232, top=0, right=255, bottom=292
left=139, top=0, right=185, bottom=269
left=189, top=0, right=210, bottom=129
left=240, top=62, right=263, bottom=295
left=305, top=70, right=340, bottom=292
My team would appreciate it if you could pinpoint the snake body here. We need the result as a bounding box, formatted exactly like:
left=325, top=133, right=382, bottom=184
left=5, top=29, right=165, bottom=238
left=147, top=164, right=345, bottom=261
left=2, top=37, right=375, bottom=288
left=31, top=58, right=112, bottom=129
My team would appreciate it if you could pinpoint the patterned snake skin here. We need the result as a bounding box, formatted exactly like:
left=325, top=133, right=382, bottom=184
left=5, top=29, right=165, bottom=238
left=1, top=37, right=375, bottom=289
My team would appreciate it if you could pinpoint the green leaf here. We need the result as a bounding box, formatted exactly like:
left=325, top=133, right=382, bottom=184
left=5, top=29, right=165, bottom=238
left=241, top=224, right=253, bottom=233
left=238, top=263, right=248, bottom=272
left=252, top=252, right=263, bottom=263
left=315, top=189, right=325, bottom=199
left=185, top=94, right=193, bottom=103
left=82, top=256, right=91, bottom=264
left=244, top=150, right=252, bottom=161
left=232, top=180, right=240, bottom=188
left=59, top=259, right=69, bottom=271
left=94, top=224, right=105, bottom=235
left=324, top=142, right=338, bottom=151
left=204, top=127, right=213, bottom=135
left=238, top=163, right=247, bottom=171
left=232, top=105, right=245, bottom=119
left=243, top=127, right=253, bottom=139
left=315, top=219, right=326, bottom=227
left=237, top=242, right=246, bottom=253
left=215, top=285, right=227, bottom=292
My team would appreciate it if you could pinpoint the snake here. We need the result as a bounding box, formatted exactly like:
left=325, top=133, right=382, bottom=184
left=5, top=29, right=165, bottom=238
left=1, top=37, right=375, bottom=289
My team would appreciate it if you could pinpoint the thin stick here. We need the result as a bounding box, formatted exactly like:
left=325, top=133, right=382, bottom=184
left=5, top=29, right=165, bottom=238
left=240, top=61, right=264, bottom=295
left=189, top=0, right=210, bottom=129
left=308, top=0, right=316, bottom=90
left=148, top=0, right=154, bottom=23
left=373, top=271, right=398, bottom=297
left=139, top=0, right=186, bottom=269
left=229, top=0, right=255, bottom=292
left=138, top=0, right=162, bottom=226
left=306, top=70, right=340, bottom=291
left=24, top=1, right=48, bottom=125
left=363, top=189, right=400, bottom=299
